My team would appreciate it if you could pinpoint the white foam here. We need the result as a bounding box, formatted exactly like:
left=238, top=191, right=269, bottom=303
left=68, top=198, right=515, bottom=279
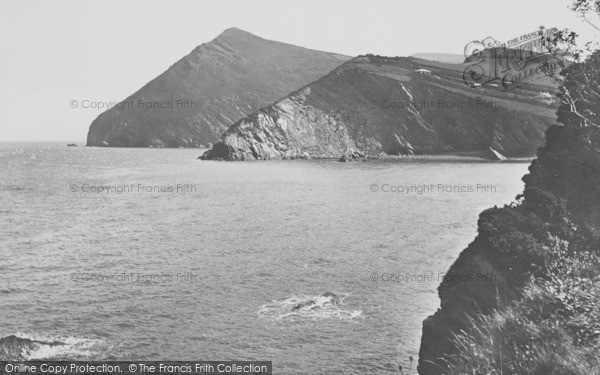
left=258, top=293, right=363, bottom=321
left=11, top=332, right=104, bottom=360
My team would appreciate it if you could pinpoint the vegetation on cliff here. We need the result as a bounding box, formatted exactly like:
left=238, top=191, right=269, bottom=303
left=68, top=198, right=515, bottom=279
left=418, top=48, right=600, bottom=375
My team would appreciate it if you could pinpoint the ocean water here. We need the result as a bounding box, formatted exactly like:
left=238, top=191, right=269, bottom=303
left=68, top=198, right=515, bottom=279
left=0, top=142, right=530, bottom=374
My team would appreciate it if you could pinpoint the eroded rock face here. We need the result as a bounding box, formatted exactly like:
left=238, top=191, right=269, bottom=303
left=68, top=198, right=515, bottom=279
left=484, top=147, right=507, bottom=161
left=86, top=28, right=350, bottom=148
left=202, top=55, right=557, bottom=160
left=201, top=89, right=361, bottom=160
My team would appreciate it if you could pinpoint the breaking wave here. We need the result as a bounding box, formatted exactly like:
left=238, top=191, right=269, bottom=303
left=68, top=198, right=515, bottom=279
left=258, top=292, right=363, bottom=320
left=0, top=333, right=106, bottom=360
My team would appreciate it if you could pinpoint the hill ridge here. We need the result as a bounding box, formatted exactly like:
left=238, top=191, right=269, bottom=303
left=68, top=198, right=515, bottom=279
left=86, top=28, right=351, bottom=148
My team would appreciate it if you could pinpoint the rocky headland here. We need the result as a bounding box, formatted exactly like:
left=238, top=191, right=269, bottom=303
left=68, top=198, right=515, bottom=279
left=201, top=55, right=558, bottom=161
left=86, top=28, right=350, bottom=148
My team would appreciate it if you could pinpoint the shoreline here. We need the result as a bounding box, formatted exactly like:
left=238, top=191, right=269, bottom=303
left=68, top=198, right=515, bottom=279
left=0, top=142, right=535, bottom=163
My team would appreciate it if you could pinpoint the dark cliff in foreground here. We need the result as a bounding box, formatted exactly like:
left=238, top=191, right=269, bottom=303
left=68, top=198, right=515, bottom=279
left=419, top=52, right=600, bottom=375
left=201, top=54, right=557, bottom=160
left=86, top=28, right=349, bottom=148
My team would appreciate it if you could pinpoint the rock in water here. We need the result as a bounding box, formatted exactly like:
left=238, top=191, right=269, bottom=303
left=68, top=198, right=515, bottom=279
left=338, top=151, right=366, bottom=162
left=86, top=28, right=350, bottom=148
left=320, top=292, right=342, bottom=305
left=0, top=335, right=65, bottom=360
left=291, top=300, right=317, bottom=311
left=291, top=293, right=342, bottom=311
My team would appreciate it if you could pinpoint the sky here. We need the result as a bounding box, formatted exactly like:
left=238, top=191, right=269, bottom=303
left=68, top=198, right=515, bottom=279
left=0, top=0, right=598, bottom=141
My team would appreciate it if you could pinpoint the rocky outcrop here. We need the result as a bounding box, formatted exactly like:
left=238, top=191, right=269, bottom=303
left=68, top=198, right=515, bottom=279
left=418, top=51, right=600, bottom=375
left=291, top=293, right=342, bottom=311
left=338, top=150, right=366, bottom=162
left=202, top=55, right=557, bottom=160
left=201, top=88, right=362, bottom=160
left=0, top=335, right=65, bottom=360
left=86, top=28, right=350, bottom=148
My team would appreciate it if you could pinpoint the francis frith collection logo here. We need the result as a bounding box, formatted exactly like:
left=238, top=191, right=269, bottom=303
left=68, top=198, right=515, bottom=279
left=462, top=28, right=563, bottom=90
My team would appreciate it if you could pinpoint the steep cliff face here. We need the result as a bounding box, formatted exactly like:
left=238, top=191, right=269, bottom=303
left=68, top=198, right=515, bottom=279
left=202, top=55, right=557, bottom=160
left=418, top=52, right=600, bottom=375
left=86, top=28, right=350, bottom=147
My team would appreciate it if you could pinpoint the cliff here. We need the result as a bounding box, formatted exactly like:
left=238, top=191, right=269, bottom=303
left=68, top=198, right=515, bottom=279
left=418, top=52, right=600, bottom=375
left=86, top=28, right=350, bottom=147
left=201, top=55, right=557, bottom=160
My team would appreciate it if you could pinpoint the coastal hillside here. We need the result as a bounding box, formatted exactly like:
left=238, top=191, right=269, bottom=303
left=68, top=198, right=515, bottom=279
left=418, top=51, right=600, bottom=375
left=86, top=28, right=350, bottom=148
left=201, top=54, right=557, bottom=161
left=410, top=53, right=465, bottom=64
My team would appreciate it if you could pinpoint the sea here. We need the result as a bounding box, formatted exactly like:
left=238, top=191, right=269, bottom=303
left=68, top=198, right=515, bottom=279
left=0, top=142, right=531, bottom=374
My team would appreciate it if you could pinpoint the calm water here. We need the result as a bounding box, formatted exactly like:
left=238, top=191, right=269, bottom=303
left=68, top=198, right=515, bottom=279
left=0, top=142, right=530, bottom=374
